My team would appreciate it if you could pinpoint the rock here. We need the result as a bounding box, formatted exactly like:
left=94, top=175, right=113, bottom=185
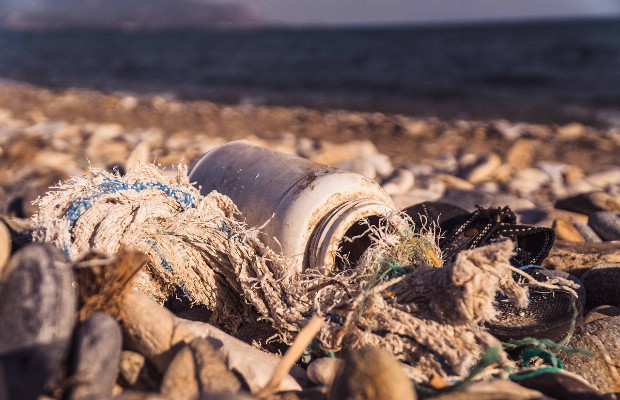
left=66, top=312, right=122, bottom=400
left=0, top=244, right=76, bottom=400
left=505, top=139, right=535, bottom=170
left=391, top=189, right=442, bottom=209
left=513, top=371, right=604, bottom=400
left=430, top=153, right=458, bottom=173
left=507, top=168, right=550, bottom=197
left=160, top=338, right=240, bottom=400
left=310, top=140, right=377, bottom=165
left=118, top=351, right=160, bottom=391
left=333, top=157, right=376, bottom=179
left=307, top=357, right=343, bottom=386
left=433, top=173, right=474, bottom=190
left=555, top=191, right=620, bottom=215
left=543, top=241, right=620, bottom=279
left=461, top=153, right=502, bottom=184
left=197, top=393, right=257, bottom=400
left=557, top=122, right=586, bottom=139
left=558, top=316, right=620, bottom=393
left=588, top=211, right=620, bottom=241
left=580, top=263, right=620, bottom=308
left=584, top=305, right=620, bottom=324
left=328, top=347, right=416, bottom=400
left=573, top=222, right=602, bottom=242
left=126, top=141, right=152, bottom=170
left=552, top=219, right=585, bottom=242
left=0, top=221, right=9, bottom=272
left=365, top=154, right=394, bottom=180
left=112, top=391, right=164, bottom=400
left=585, top=167, right=620, bottom=188
left=382, top=169, right=415, bottom=195
left=440, top=188, right=535, bottom=212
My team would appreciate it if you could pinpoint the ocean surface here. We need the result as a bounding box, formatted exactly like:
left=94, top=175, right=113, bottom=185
left=1, top=18, right=620, bottom=125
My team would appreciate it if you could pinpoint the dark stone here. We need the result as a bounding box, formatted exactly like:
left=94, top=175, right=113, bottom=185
left=66, top=312, right=122, bottom=400
left=513, top=371, right=605, bottom=400
left=588, top=212, right=620, bottom=241
left=555, top=191, right=620, bottom=215
left=0, top=243, right=77, bottom=400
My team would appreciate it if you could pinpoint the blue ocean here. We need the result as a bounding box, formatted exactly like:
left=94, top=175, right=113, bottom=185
left=1, top=18, right=619, bottom=125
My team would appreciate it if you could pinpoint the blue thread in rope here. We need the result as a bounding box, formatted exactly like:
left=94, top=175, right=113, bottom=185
left=218, top=221, right=244, bottom=243
left=148, top=239, right=190, bottom=299
left=66, top=173, right=198, bottom=226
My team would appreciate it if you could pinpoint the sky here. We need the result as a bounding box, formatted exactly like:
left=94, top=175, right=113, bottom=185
left=221, top=0, right=620, bottom=25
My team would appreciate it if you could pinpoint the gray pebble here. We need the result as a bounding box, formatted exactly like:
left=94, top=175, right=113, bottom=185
left=0, top=243, right=76, bottom=400
left=555, top=191, right=620, bottom=215
left=67, top=312, right=122, bottom=400
left=382, top=168, right=415, bottom=195
left=588, top=211, right=620, bottom=241
left=573, top=222, right=602, bottom=242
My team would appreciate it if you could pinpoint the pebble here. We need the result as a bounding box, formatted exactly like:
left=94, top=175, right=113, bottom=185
left=558, top=316, right=620, bottom=393
left=552, top=219, right=585, bottom=242
left=391, top=189, right=442, bottom=209
left=585, top=167, right=620, bottom=188
left=580, top=263, right=620, bottom=308
left=126, top=141, right=152, bottom=170
left=588, top=211, right=620, bottom=241
left=307, top=357, right=343, bottom=386
left=555, top=191, right=620, bottom=215
left=507, top=168, right=550, bottom=197
left=382, top=168, right=415, bottom=195
left=0, top=221, right=9, bottom=272
left=328, top=347, right=416, bottom=400
left=160, top=338, right=241, bottom=400
left=440, top=188, right=535, bottom=212
left=573, top=222, right=602, bottom=242
left=66, top=312, right=123, bottom=400
left=584, top=305, right=620, bottom=324
left=505, top=139, right=535, bottom=170
left=333, top=157, right=377, bottom=179
left=0, top=244, right=76, bottom=400
left=461, top=153, right=502, bottom=184
left=433, top=173, right=474, bottom=190
left=118, top=351, right=161, bottom=391
left=557, top=122, right=586, bottom=139
left=365, top=153, right=394, bottom=180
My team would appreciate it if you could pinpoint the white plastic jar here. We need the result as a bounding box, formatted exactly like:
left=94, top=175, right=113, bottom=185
left=189, top=141, right=397, bottom=271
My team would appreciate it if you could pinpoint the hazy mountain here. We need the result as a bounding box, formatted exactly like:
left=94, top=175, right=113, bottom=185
left=0, top=0, right=263, bottom=29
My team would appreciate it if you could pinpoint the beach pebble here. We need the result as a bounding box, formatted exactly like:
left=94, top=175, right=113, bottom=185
left=555, top=191, right=620, bottom=215
left=310, top=140, right=377, bottom=165
left=433, top=173, right=474, bottom=190
left=66, top=312, right=122, bottom=400
left=559, top=316, right=620, bottom=393
left=197, top=393, right=256, bottom=400
left=329, top=347, right=416, bottom=400
left=391, top=189, right=442, bottom=209
left=573, top=222, right=602, bottom=242
left=580, top=263, right=620, bottom=308
left=0, top=221, right=10, bottom=272
left=505, top=139, right=535, bottom=170
left=365, top=153, right=394, bottom=180
left=333, top=157, right=377, bottom=179
left=126, top=141, right=152, bottom=170
left=0, top=244, right=76, bottom=400
left=584, top=305, right=620, bottom=324
left=118, top=351, right=160, bottom=391
left=552, top=219, right=585, bottom=242
left=585, top=167, right=620, bottom=188
left=588, top=211, right=620, bottom=241
left=507, top=168, right=550, bottom=196
left=430, top=153, right=458, bottom=173
left=160, top=338, right=240, bottom=400
left=557, top=122, right=586, bottom=139
left=440, top=188, right=535, bottom=212
left=543, top=241, right=620, bottom=279
left=461, top=153, right=501, bottom=184
left=382, top=168, right=415, bottom=195
left=307, top=357, right=342, bottom=386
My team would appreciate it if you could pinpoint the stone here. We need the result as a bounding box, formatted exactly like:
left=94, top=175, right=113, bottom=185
left=160, top=338, right=240, bottom=400
left=585, top=167, right=620, bottom=188
left=543, top=241, right=620, bottom=279
left=328, top=347, right=416, bottom=400
left=557, top=122, right=586, bottom=139
left=580, top=263, right=620, bottom=309
left=462, top=379, right=544, bottom=399
left=552, top=219, right=585, bottom=242
left=0, top=244, right=76, bottom=400
left=307, top=357, right=343, bottom=386
left=440, top=188, right=535, bottom=212
left=588, top=211, right=620, bottom=241
left=118, top=351, right=160, bottom=391
left=333, top=157, right=376, bottom=179
left=555, top=191, right=620, bottom=215
left=126, top=141, right=152, bottom=170
left=310, top=140, right=377, bottom=165
left=0, top=221, right=9, bottom=272
left=382, top=169, right=415, bottom=195
left=584, top=305, right=620, bottom=324
left=66, top=312, right=122, bottom=400
left=505, top=139, right=535, bottom=170
left=433, top=173, right=474, bottom=190
left=513, top=371, right=603, bottom=400
left=507, top=168, right=550, bottom=197
left=365, top=154, right=394, bottom=180
left=573, top=222, right=602, bottom=242
left=558, top=316, right=620, bottom=393
left=391, top=189, right=442, bottom=209
left=461, top=153, right=502, bottom=184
